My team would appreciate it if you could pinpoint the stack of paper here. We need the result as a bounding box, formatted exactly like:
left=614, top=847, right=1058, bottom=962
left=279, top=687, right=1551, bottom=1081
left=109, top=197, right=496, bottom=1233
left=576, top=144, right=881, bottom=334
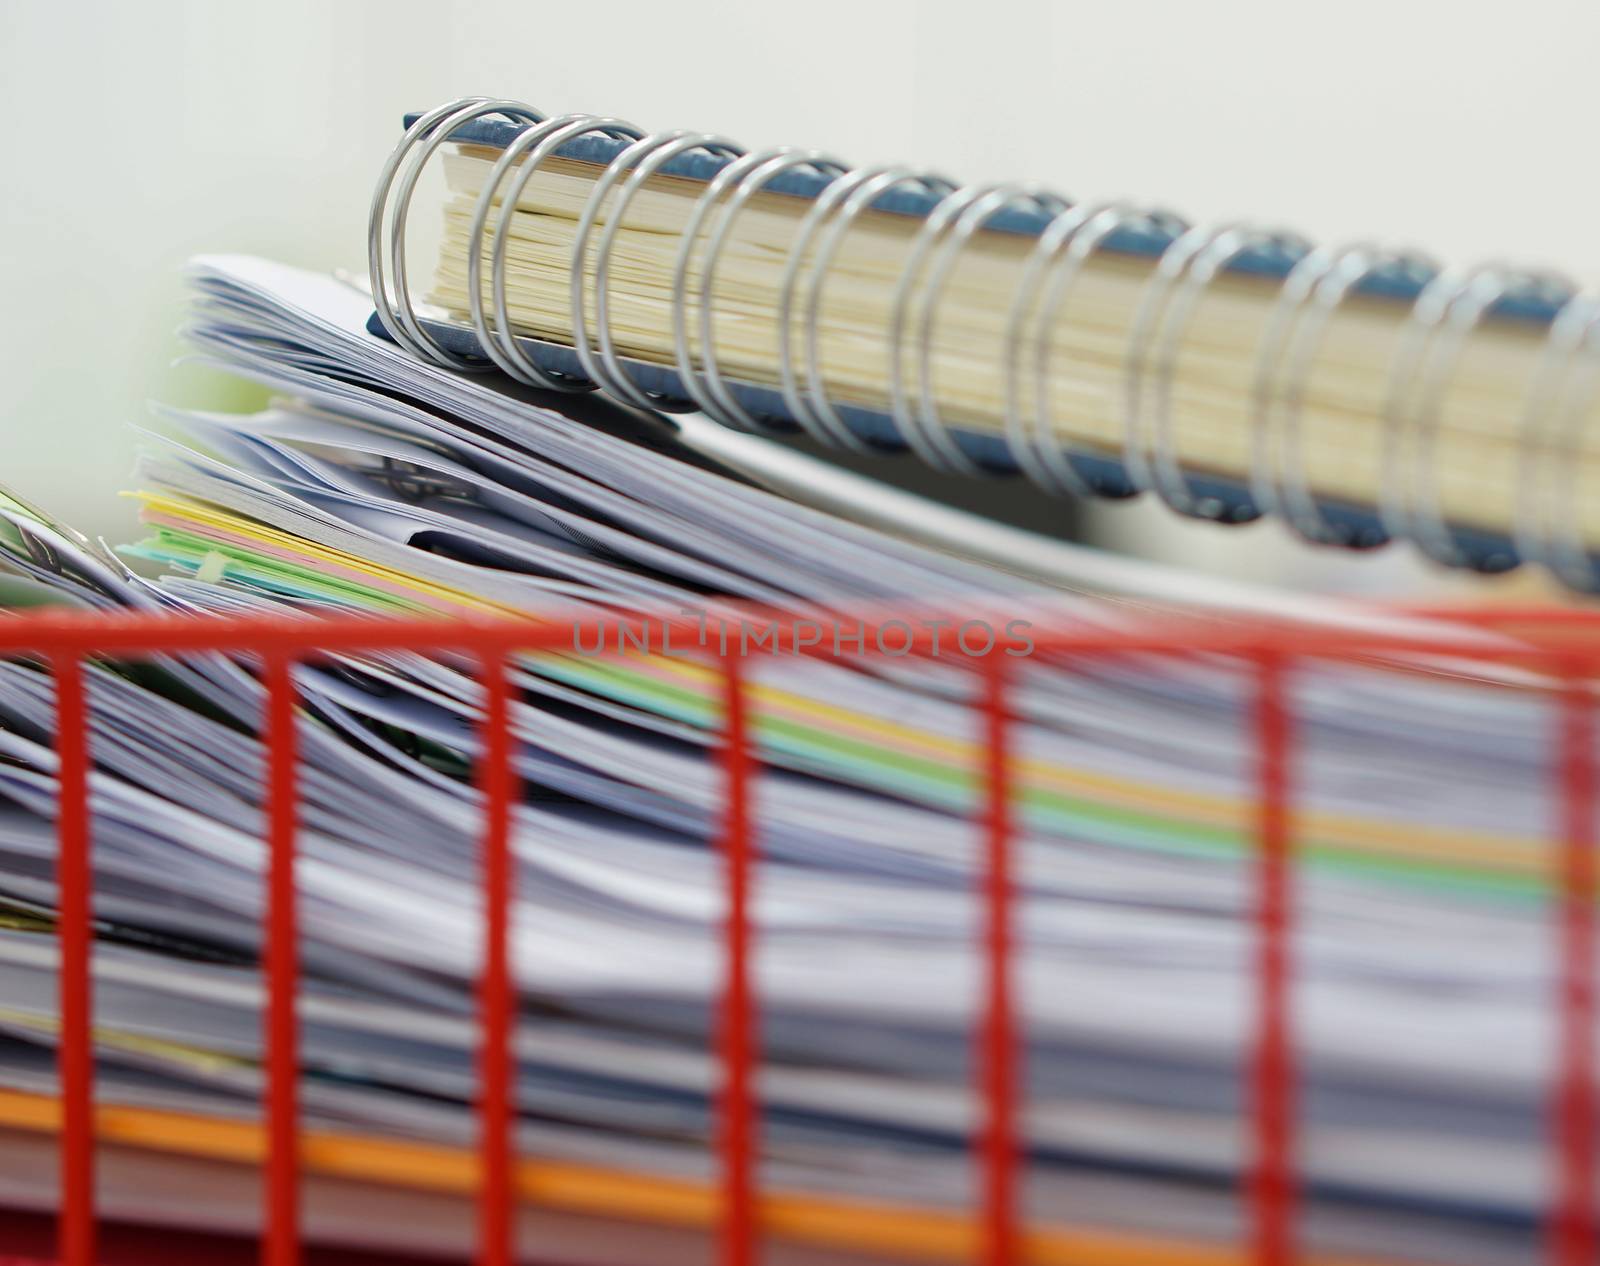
left=0, top=255, right=1579, bottom=1265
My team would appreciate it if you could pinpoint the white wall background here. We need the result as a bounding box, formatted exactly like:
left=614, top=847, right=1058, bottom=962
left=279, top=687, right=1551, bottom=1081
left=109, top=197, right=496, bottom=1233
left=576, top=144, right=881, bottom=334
left=3, top=0, right=1598, bottom=591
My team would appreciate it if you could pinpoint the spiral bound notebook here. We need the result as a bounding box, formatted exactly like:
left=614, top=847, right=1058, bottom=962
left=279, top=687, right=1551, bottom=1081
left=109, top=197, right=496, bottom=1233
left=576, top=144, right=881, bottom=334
left=368, top=99, right=1600, bottom=587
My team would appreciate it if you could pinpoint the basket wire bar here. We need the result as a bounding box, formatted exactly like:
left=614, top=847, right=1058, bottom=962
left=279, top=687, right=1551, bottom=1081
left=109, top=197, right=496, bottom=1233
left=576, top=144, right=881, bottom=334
left=718, top=650, right=757, bottom=1266
left=1555, top=670, right=1597, bottom=1266
left=263, top=653, right=301, bottom=1266
left=16, top=606, right=1600, bottom=1266
left=53, top=652, right=92, bottom=1266
left=980, top=656, right=1019, bottom=1266
left=1250, top=653, right=1294, bottom=1266
left=476, top=650, right=518, bottom=1266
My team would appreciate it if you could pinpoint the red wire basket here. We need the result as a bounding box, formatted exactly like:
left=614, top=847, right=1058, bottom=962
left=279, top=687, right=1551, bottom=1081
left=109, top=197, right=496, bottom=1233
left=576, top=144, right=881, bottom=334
left=0, top=605, right=1594, bottom=1266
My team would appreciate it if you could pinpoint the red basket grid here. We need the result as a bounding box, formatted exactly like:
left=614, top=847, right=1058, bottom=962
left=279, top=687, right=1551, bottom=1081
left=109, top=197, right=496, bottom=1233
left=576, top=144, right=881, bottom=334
left=0, top=605, right=1595, bottom=1266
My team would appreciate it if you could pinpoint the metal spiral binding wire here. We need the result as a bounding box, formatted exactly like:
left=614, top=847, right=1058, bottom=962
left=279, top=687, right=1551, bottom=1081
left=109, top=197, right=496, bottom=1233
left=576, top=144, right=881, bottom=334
left=376, top=97, right=1600, bottom=585
left=1518, top=288, right=1600, bottom=589
left=471, top=112, right=645, bottom=392
left=672, top=147, right=849, bottom=432
left=776, top=167, right=957, bottom=453
left=370, top=98, right=543, bottom=372
left=1125, top=223, right=1314, bottom=521
left=881, top=184, right=1068, bottom=475
left=1250, top=243, right=1436, bottom=548
left=1003, top=201, right=1186, bottom=500
left=575, top=130, right=748, bottom=411
left=1381, top=264, right=1574, bottom=569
